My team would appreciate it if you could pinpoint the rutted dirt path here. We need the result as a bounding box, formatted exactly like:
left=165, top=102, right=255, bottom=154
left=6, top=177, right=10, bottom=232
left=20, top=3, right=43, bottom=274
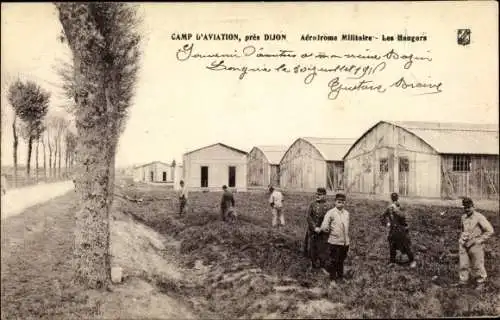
left=1, top=192, right=203, bottom=320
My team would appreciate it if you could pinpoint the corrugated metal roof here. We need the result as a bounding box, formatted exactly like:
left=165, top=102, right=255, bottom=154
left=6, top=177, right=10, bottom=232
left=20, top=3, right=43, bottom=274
left=301, top=137, right=357, bottom=161
left=391, top=121, right=499, bottom=155
left=254, top=145, right=288, bottom=165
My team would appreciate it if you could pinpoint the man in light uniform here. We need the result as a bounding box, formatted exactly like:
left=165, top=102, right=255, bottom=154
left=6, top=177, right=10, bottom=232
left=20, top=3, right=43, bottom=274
left=268, top=185, right=284, bottom=228
left=316, top=193, right=350, bottom=287
left=178, top=180, right=188, bottom=216
left=455, top=197, right=494, bottom=289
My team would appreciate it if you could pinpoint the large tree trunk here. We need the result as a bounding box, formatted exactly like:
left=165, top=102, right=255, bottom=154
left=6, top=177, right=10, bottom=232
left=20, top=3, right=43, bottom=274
left=56, top=3, right=112, bottom=289
left=26, top=135, right=34, bottom=179
left=12, top=116, right=18, bottom=187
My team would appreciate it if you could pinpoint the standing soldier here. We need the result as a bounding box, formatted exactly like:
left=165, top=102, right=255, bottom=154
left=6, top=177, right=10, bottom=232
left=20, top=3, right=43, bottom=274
left=454, top=197, right=494, bottom=289
left=304, top=187, right=330, bottom=272
left=380, top=192, right=417, bottom=268
left=268, top=185, right=285, bottom=228
left=178, top=180, right=188, bottom=216
left=220, top=185, right=235, bottom=222
left=316, top=193, right=351, bottom=287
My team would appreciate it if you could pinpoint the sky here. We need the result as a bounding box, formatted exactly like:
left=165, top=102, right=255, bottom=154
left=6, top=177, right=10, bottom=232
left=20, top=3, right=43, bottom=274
left=1, top=2, right=498, bottom=168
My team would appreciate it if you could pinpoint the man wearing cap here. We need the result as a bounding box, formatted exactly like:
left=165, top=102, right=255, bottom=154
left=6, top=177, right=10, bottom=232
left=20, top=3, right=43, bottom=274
left=268, top=185, right=285, bottom=228
left=316, top=193, right=351, bottom=286
left=178, top=180, right=188, bottom=216
left=455, top=197, right=494, bottom=289
left=304, top=187, right=330, bottom=271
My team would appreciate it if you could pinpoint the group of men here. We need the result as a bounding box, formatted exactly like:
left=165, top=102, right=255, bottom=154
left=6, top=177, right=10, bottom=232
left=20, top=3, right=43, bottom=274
left=303, top=188, right=495, bottom=289
left=177, top=180, right=237, bottom=222
left=304, top=188, right=351, bottom=286
left=176, top=180, right=495, bottom=290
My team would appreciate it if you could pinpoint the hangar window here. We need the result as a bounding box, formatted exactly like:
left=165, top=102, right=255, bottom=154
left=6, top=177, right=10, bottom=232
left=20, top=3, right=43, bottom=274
left=379, top=158, right=389, bottom=173
left=452, top=155, right=471, bottom=172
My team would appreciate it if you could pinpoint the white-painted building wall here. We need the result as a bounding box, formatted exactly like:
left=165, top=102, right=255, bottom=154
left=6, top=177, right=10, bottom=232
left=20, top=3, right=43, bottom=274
left=183, top=143, right=247, bottom=191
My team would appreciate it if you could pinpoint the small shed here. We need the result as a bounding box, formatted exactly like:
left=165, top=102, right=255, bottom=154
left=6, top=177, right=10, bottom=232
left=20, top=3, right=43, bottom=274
left=133, top=161, right=177, bottom=184
left=279, top=137, right=356, bottom=192
left=183, top=143, right=248, bottom=191
left=343, top=120, right=499, bottom=199
left=247, top=145, right=288, bottom=188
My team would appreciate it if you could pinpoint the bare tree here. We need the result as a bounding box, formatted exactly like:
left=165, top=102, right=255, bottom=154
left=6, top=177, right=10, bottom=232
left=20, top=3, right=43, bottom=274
left=55, top=2, right=142, bottom=289
left=11, top=116, right=19, bottom=186
left=54, top=117, right=69, bottom=178
left=46, top=120, right=53, bottom=179
left=41, top=133, right=47, bottom=180
left=65, top=130, right=77, bottom=174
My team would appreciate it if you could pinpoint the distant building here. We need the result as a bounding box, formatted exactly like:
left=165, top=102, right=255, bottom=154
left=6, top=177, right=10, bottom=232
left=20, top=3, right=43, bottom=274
left=183, top=143, right=248, bottom=191
left=343, top=121, right=499, bottom=199
left=133, top=161, right=182, bottom=188
left=280, top=137, right=356, bottom=192
left=247, top=145, right=288, bottom=188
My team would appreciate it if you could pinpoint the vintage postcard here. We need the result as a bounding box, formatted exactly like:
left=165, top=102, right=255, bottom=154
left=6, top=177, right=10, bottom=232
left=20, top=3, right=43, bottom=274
left=1, top=2, right=499, bottom=319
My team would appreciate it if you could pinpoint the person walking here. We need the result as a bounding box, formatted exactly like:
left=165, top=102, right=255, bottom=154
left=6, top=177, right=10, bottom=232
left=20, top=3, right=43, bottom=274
left=454, top=197, right=494, bottom=289
left=380, top=192, right=417, bottom=268
left=220, top=185, right=235, bottom=222
left=269, top=185, right=285, bottom=228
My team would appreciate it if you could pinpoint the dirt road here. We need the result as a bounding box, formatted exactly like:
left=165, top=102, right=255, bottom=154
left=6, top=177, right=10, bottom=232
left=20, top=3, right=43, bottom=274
left=1, top=180, right=73, bottom=220
left=1, top=188, right=199, bottom=319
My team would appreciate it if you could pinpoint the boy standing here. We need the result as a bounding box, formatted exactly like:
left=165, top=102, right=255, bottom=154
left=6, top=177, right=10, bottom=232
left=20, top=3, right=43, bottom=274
left=178, top=180, right=188, bottom=216
left=380, top=192, right=416, bottom=268
left=220, top=185, right=235, bottom=222
left=304, top=187, right=329, bottom=270
left=455, top=197, right=494, bottom=289
left=269, top=185, right=285, bottom=228
left=316, top=193, right=350, bottom=286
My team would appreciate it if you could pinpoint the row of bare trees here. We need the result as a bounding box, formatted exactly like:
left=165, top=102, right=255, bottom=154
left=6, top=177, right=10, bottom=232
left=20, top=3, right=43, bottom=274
left=5, top=78, right=77, bottom=187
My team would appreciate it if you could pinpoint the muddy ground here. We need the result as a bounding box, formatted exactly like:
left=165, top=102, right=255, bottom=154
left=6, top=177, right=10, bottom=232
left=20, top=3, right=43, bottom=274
left=118, top=183, right=500, bottom=318
left=2, top=182, right=498, bottom=319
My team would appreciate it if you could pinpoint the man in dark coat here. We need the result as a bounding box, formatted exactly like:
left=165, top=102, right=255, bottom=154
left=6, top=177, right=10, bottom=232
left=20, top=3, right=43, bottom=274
left=220, top=185, right=235, bottom=222
left=380, top=192, right=416, bottom=268
left=304, top=187, right=330, bottom=271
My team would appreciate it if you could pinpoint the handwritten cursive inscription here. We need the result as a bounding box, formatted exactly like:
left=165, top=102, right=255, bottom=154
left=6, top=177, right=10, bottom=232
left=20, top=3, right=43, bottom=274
left=175, top=43, right=442, bottom=101
left=327, top=77, right=387, bottom=100
left=206, top=60, right=272, bottom=80
left=390, top=77, right=443, bottom=95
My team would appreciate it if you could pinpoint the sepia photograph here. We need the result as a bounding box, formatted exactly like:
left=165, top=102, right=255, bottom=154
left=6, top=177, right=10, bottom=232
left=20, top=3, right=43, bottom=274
left=1, top=1, right=499, bottom=319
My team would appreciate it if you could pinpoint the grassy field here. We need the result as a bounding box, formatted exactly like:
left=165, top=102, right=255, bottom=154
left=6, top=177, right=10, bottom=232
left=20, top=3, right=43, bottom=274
left=2, top=182, right=498, bottom=319
left=118, top=183, right=500, bottom=319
